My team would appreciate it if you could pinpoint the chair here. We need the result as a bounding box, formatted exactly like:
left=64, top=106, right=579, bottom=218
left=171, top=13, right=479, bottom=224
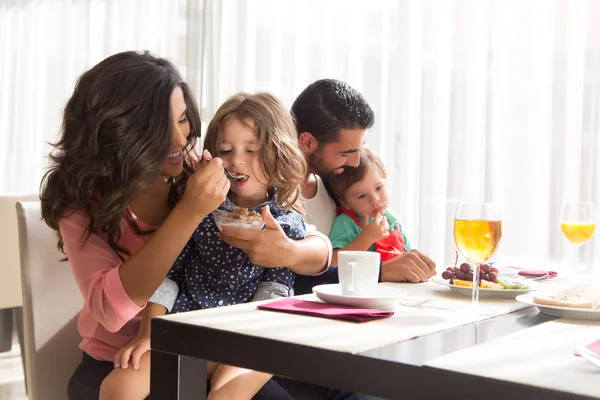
left=16, top=201, right=83, bottom=400
left=0, top=194, right=39, bottom=353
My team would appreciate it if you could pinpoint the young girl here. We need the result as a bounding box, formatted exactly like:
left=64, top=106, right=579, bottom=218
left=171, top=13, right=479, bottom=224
left=100, top=92, right=308, bottom=400
left=328, top=148, right=412, bottom=266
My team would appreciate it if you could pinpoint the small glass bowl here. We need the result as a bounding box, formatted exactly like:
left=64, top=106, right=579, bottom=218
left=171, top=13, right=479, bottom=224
left=212, top=209, right=265, bottom=231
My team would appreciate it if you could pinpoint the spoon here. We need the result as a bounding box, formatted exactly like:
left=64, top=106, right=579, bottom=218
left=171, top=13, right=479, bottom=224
left=224, top=168, right=246, bottom=181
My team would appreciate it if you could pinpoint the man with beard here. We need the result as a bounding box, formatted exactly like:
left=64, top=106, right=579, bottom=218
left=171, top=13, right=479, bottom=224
left=294, top=79, right=368, bottom=238
left=297, top=79, right=436, bottom=291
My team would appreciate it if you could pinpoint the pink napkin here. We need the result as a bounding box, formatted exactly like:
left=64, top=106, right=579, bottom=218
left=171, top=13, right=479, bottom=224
left=505, top=266, right=558, bottom=278
left=257, top=298, right=394, bottom=323
left=575, top=339, right=600, bottom=357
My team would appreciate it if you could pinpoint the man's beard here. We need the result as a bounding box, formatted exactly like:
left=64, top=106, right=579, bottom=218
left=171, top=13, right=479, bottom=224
left=307, top=148, right=346, bottom=179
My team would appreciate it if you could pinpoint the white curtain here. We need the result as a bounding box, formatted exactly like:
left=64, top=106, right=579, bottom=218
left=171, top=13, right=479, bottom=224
left=1, top=0, right=599, bottom=272
left=195, top=0, right=600, bottom=272
left=0, top=0, right=187, bottom=193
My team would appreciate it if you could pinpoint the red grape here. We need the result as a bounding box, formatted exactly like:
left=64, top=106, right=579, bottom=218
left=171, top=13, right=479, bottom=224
left=466, top=271, right=474, bottom=281
left=460, top=263, right=471, bottom=273
left=456, top=271, right=466, bottom=280
left=490, top=267, right=499, bottom=274
left=442, top=271, right=453, bottom=280
left=480, top=264, right=490, bottom=273
left=488, top=272, right=497, bottom=282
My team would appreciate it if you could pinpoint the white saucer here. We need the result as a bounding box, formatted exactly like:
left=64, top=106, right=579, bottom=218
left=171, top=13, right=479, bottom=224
left=312, top=284, right=407, bottom=310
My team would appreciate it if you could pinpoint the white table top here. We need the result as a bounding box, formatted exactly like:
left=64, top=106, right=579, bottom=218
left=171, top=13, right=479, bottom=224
left=159, top=281, right=535, bottom=355
left=425, top=318, right=600, bottom=398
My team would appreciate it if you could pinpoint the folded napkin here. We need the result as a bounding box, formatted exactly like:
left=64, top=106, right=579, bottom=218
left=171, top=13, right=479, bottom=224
left=575, top=339, right=600, bottom=357
left=505, top=266, right=558, bottom=278
left=257, top=298, right=394, bottom=323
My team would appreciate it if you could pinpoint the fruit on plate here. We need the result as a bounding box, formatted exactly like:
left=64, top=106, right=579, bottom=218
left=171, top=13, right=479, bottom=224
left=495, top=276, right=529, bottom=290
left=480, top=280, right=504, bottom=290
left=441, top=262, right=499, bottom=284
left=452, top=279, right=473, bottom=287
left=450, top=278, right=503, bottom=289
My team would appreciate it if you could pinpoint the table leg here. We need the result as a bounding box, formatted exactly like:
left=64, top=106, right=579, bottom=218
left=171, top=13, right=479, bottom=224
left=151, top=349, right=207, bottom=400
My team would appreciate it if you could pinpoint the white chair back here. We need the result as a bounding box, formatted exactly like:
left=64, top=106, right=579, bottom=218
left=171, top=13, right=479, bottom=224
left=16, top=201, right=83, bottom=400
left=0, top=193, right=39, bottom=309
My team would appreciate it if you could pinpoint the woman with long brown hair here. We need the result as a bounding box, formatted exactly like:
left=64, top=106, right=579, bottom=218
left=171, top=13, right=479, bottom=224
left=40, top=51, right=330, bottom=399
left=40, top=50, right=229, bottom=398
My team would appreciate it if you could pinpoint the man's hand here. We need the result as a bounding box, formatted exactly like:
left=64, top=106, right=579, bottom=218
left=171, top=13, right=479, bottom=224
left=219, top=207, right=299, bottom=267
left=380, top=249, right=436, bottom=283
left=114, top=334, right=150, bottom=370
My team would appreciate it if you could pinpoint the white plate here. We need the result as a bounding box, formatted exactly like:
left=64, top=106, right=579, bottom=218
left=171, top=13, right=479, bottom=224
left=432, top=276, right=537, bottom=299
left=516, top=294, right=600, bottom=320
left=312, top=284, right=407, bottom=310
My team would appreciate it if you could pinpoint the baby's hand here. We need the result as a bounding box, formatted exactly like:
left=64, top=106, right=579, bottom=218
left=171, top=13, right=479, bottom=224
left=114, top=334, right=150, bottom=370
left=360, top=212, right=390, bottom=243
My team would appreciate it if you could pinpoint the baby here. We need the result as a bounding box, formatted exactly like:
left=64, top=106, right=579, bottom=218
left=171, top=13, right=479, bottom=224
left=328, top=148, right=411, bottom=265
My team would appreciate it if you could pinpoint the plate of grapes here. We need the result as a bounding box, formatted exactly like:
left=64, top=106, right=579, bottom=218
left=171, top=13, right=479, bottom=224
left=433, top=262, right=537, bottom=299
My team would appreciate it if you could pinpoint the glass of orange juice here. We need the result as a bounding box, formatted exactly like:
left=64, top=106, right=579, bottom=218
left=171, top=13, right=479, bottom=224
left=454, top=202, right=502, bottom=313
left=561, top=202, right=596, bottom=280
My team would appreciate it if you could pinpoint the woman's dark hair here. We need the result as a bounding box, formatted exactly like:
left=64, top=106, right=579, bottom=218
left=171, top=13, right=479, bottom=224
left=40, top=50, right=201, bottom=259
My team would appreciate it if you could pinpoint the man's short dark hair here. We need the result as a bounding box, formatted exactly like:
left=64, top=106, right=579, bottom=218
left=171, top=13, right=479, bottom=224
left=291, top=79, right=375, bottom=145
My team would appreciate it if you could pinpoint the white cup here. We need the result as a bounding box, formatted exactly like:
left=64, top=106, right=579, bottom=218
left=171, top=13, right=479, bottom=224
left=337, top=251, right=381, bottom=296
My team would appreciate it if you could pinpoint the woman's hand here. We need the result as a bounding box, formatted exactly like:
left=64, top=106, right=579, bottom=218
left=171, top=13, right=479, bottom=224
left=181, top=150, right=230, bottom=220
left=114, top=334, right=150, bottom=370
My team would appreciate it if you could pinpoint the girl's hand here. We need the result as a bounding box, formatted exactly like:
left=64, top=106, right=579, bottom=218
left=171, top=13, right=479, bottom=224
left=181, top=151, right=230, bottom=220
left=114, top=335, right=150, bottom=370
left=360, top=212, right=390, bottom=243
